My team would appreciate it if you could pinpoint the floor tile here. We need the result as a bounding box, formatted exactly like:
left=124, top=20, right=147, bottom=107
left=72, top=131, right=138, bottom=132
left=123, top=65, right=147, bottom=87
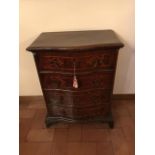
left=20, top=142, right=52, bottom=155
left=53, top=129, right=68, bottom=142
left=68, top=127, right=82, bottom=142
left=67, top=142, right=96, bottom=155
left=96, top=142, right=114, bottom=155
left=19, top=98, right=135, bottom=155
left=127, top=140, right=135, bottom=155
left=82, top=129, right=110, bottom=142
left=82, top=122, right=109, bottom=129
left=122, top=125, right=135, bottom=142
left=112, top=105, right=130, bottom=117
left=28, top=101, right=46, bottom=109
left=67, top=142, right=82, bottom=155
left=127, top=102, right=135, bottom=118
left=109, top=128, right=131, bottom=155
left=81, top=142, right=96, bottom=155
left=19, top=109, right=36, bottom=119
left=119, top=116, right=134, bottom=128
left=27, top=129, right=55, bottom=142
left=20, top=118, right=32, bottom=142
left=31, top=109, right=47, bottom=129
left=52, top=143, right=68, bottom=155
left=19, top=102, right=29, bottom=109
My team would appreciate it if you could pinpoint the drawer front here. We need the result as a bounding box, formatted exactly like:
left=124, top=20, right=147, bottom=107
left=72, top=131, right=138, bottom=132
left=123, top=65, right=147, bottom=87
left=40, top=71, right=114, bottom=90
left=47, top=104, right=109, bottom=119
left=45, top=89, right=111, bottom=108
left=37, top=51, right=117, bottom=72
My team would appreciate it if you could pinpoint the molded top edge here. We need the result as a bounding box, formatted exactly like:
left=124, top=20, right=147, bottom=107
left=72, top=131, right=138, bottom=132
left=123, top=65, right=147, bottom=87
left=26, top=30, right=124, bottom=52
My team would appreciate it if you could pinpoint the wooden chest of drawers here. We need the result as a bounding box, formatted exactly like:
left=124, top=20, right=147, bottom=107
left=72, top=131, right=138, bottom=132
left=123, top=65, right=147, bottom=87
left=26, top=30, right=124, bottom=128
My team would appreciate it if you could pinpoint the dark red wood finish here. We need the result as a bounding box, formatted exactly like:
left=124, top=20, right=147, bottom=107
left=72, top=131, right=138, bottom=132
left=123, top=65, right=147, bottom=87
left=37, top=50, right=117, bottom=72
left=40, top=71, right=114, bottom=90
left=44, top=89, right=111, bottom=108
left=26, top=30, right=124, bottom=128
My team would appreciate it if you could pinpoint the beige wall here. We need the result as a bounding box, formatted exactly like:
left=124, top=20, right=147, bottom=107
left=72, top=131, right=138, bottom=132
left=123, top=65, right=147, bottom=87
left=19, top=0, right=135, bottom=96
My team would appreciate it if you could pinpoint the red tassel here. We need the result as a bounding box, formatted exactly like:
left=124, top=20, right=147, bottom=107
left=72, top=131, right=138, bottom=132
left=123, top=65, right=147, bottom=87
left=73, top=75, right=78, bottom=88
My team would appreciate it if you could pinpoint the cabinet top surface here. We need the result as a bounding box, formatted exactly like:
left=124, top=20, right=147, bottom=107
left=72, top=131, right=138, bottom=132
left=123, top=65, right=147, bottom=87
left=26, top=30, right=124, bottom=52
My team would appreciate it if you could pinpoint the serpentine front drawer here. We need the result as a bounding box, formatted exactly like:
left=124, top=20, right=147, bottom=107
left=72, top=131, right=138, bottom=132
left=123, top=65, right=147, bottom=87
left=26, top=30, right=124, bottom=128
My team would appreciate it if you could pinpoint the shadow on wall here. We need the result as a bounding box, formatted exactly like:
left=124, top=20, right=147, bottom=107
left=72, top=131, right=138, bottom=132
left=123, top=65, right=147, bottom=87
left=114, top=33, right=135, bottom=93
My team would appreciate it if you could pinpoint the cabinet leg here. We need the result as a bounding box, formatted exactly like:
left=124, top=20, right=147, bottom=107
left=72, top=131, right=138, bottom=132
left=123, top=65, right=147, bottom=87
left=106, top=112, right=114, bottom=129
left=45, top=116, right=58, bottom=128
left=109, top=121, right=114, bottom=129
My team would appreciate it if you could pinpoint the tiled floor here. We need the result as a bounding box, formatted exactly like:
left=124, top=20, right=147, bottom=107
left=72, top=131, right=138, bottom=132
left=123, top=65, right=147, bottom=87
left=19, top=98, right=135, bottom=155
